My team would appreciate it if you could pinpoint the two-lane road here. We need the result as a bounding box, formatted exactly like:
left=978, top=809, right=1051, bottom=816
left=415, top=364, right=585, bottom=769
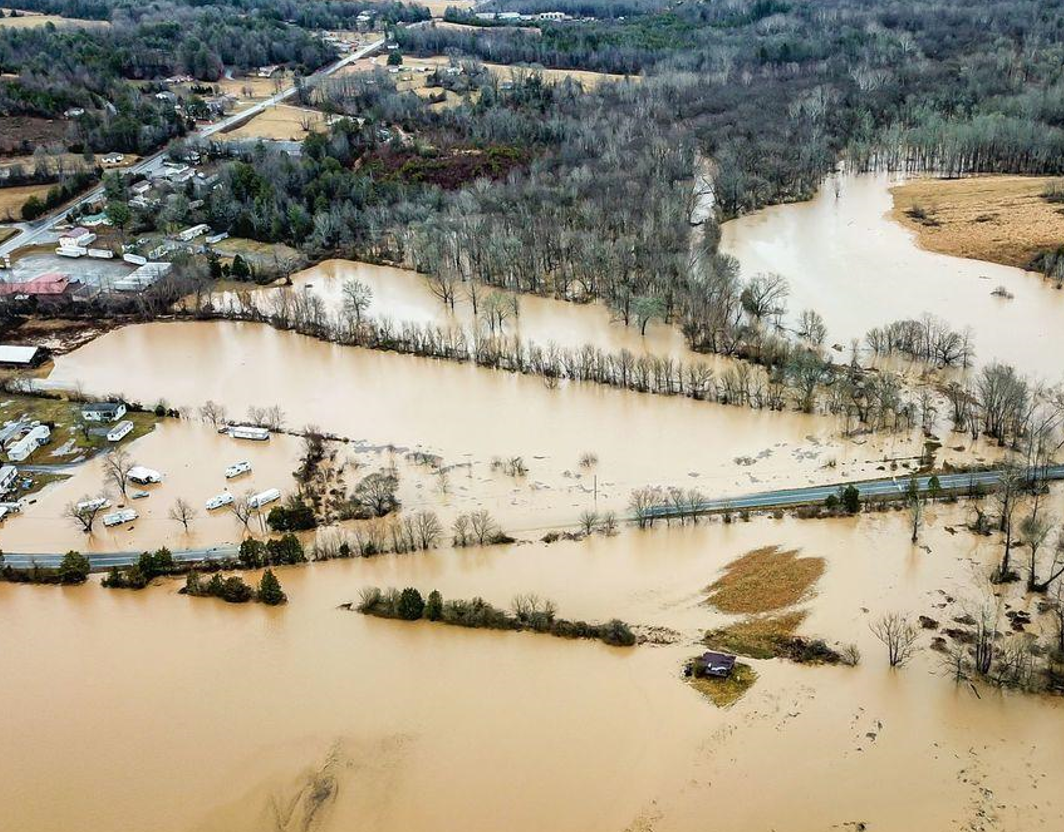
left=4, top=465, right=1061, bottom=571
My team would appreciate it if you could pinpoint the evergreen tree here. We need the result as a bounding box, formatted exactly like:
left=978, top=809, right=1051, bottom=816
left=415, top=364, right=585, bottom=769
left=425, top=589, right=443, bottom=621
left=257, top=569, right=287, bottom=605
left=57, top=551, right=90, bottom=584
left=397, top=587, right=425, bottom=620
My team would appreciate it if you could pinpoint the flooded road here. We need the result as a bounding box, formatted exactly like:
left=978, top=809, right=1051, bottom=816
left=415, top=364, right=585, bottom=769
left=721, top=173, right=1064, bottom=381
left=2, top=507, right=1062, bottom=832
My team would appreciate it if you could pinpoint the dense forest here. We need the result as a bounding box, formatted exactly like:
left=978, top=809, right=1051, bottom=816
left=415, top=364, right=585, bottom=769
left=9, top=0, right=1064, bottom=377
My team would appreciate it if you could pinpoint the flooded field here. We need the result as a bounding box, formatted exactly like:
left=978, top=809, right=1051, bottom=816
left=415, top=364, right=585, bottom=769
left=2, top=505, right=1063, bottom=832
left=232, top=258, right=695, bottom=359
left=28, top=317, right=970, bottom=550
left=721, top=173, right=1064, bottom=381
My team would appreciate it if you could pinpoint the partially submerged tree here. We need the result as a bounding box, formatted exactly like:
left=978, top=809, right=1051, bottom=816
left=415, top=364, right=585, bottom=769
left=870, top=612, right=919, bottom=667
left=168, top=497, right=197, bottom=533
left=103, top=448, right=134, bottom=497
left=65, top=493, right=108, bottom=533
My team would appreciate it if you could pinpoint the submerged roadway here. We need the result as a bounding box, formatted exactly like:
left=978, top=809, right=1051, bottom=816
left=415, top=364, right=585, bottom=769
left=4, top=464, right=1062, bottom=571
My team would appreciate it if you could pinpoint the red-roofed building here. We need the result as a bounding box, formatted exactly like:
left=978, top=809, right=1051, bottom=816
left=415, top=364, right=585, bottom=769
left=0, top=272, right=73, bottom=296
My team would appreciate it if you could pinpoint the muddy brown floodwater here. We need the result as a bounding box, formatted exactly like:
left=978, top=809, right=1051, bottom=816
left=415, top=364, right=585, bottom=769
left=218, top=258, right=698, bottom=360
left=2, top=506, right=1063, bottom=832
left=28, top=317, right=971, bottom=550
left=721, top=172, right=1064, bottom=382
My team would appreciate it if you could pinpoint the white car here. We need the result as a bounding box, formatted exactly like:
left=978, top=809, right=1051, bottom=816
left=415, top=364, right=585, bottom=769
left=103, top=508, right=138, bottom=527
left=205, top=492, right=234, bottom=511
left=225, top=461, right=252, bottom=479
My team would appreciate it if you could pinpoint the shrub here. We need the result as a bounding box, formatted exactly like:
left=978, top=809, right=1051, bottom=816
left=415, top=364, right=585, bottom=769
left=397, top=587, right=425, bottom=620
left=425, top=589, right=443, bottom=621
left=239, top=538, right=266, bottom=568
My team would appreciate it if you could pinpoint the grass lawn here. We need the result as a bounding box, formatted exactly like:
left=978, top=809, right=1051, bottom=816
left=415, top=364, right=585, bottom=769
left=704, top=610, right=807, bottom=660
left=687, top=662, right=757, bottom=708
left=0, top=393, right=158, bottom=463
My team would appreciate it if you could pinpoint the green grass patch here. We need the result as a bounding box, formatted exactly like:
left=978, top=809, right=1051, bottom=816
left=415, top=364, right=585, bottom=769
left=0, top=393, right=158, bottom=462
left=687, top=662, right=757, bottom=708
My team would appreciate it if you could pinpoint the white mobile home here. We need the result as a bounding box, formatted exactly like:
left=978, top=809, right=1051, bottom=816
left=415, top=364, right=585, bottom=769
left=228, top=425, right=270, bottom=441
left=7, top=424, right=50, bottom=462
left=106, top=420, right=134, bottom=442
left=103, top=508, right=138, bottom=526
left=128, top=466, right=163, bottom=484
left=248, top=488, right=281, bottom=509
left=0, top=464, right=18, bottom=494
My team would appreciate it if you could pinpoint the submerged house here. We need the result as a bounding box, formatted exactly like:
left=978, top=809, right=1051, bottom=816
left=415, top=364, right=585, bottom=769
left=693, top=651, right=736, bottom=679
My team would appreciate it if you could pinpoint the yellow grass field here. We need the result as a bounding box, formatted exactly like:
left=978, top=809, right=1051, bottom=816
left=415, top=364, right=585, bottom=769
left=0, top=7, right=108, bottom=28
left=218, top=104, right=328, bottom=142
left=891, top=175, right=1064, bottom=269
left=0, top=183, right=51, bottom=219
left=705, top=545, right=825, bottom=615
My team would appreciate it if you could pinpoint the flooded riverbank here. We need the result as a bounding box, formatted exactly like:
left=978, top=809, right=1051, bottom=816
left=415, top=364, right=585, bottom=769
left=21, top=318, right=986, bottom=552
left=721, top=173, right=1064, bottom=381
left=2, top=505, right=1062, bottom=832
left=216, top=258, right=698, bottom=361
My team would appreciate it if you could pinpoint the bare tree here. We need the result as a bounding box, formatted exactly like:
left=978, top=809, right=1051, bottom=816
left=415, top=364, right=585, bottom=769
left=229, top=492, right=254, bottom=530
left=341, top=278, right=373, bottom=325
left=199, top=400, right=227, bottom=428
left=578, top=509, right=599, bottom=535
left=103, top=448, right=134, bottom=497
left=992, top=462, right=1027, bottom=581
left=870, top=613, right=920, bottom=667
left=469, top=509, right=500, bottom=545
left=168, top=497, right=197, bottom=533
left=65, top=494, right=108, bottom=533
left=740, top=272, right=789, bottom=325
left=629, top=486, right=662, bottom=528
left=906, top=476, right=923, bottom=543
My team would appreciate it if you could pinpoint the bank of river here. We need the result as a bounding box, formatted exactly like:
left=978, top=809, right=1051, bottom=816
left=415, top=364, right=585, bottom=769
left=721, top=172, right=1064, bottom=381
left=2, top=506, right=1062, bottom=831
left=18, top=316, right=993, bottom=553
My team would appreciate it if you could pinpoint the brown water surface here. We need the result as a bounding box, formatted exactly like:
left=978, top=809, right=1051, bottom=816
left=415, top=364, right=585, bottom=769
left=721, top=173, right=1064, bottom=381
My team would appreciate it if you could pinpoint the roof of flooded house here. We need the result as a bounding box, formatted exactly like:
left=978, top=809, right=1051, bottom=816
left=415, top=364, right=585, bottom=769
left=0, top=345, right=41, bottom=364
left=82, top=401, right=124, bottom=411
left=701, top=651, right=736, bottom=669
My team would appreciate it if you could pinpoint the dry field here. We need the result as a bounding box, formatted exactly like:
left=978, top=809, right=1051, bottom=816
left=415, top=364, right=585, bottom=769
left=890, top=175, right=1064, bottom=268
left=0, top=7, right=108, bottom=28
left=0, top=182, right=51, bottom=219
left=705, top=545, right=825, bottom=614
left=217, top=104, right=328, bottom=142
